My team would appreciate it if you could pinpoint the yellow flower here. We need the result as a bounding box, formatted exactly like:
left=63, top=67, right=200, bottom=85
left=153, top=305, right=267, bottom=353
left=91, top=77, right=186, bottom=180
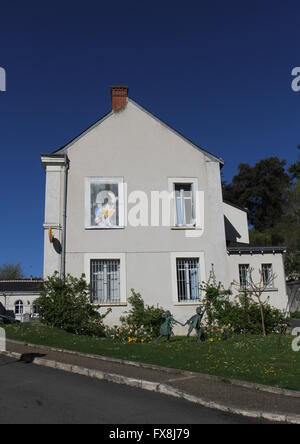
left=209, top=338, right=215, bottom=343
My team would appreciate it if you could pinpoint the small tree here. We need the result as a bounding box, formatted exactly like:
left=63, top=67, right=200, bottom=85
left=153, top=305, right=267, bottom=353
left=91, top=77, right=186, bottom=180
left=234, top=267, right=277, bottom=336
left=0, top=263, right=24, bottom=280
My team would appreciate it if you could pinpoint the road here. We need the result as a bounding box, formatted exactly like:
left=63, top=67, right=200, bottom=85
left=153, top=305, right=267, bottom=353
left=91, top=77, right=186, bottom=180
left=0, top=355, right=265, bottom=424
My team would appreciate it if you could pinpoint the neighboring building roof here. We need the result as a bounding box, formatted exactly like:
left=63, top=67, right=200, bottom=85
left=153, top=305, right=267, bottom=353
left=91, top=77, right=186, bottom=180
left=41, top=98, right=224, bottom=165
left=0, top=279, right=44, bottom=293
left=227, top=242, right=286, bottom=255
left=223, top=200, right=248, bottom=213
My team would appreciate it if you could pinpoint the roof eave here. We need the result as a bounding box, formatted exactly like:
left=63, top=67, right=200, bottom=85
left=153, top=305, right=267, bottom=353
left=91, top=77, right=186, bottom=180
left=227, top=246, right=287, bottom=255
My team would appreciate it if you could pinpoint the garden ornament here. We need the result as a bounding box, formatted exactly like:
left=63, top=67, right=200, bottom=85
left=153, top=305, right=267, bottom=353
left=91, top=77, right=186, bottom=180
left=184, top=306, right=205, bottom=341
left=156, top=310, right=183, bottom=342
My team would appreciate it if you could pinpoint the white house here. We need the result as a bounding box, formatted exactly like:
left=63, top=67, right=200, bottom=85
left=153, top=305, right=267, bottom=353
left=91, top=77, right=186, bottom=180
left=41, top=86, right=288, bottom=332
left=0, top=279, right=43, bottom=321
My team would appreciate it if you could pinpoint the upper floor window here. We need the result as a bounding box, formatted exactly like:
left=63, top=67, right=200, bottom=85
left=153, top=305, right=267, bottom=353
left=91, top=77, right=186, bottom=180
left=168, top=178, right=200, bottom=228
left=174, top=183, right=195, bottom=226
left=85, top=177, right=124, bottom=229
left=262, top=264, right=274, bottom=289
left=239, top=264, right=250, bottom=290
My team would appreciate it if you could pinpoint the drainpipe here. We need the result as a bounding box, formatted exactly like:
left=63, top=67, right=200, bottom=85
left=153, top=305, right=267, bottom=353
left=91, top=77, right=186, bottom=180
left=61, top=155, right=69, bottom=281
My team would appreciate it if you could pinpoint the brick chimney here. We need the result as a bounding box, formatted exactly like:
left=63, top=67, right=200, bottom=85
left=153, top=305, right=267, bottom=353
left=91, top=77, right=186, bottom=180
left=111, top=86, right=128, bottom=111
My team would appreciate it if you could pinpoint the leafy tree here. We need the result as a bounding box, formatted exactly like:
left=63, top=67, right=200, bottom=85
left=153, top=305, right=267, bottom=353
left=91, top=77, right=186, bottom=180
left=224, top=147, right=300, bottom=278
left=288, top=145, right=300, bottom=181
left=223, top=157, right=290, bottom=231
left=285, top=251, right=300, bottom=281
left=0, top=263, right=24, bottom=279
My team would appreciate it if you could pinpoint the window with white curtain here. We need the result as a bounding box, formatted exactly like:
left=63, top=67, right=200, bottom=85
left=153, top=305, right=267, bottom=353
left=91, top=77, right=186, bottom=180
left=174, top=183, right=195, bottom=226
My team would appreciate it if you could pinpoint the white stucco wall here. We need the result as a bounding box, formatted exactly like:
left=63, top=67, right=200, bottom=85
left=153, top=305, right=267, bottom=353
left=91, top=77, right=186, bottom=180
left=42, top=100, right=230, bottom=332
left=223, top=202, right=249, bottom=244
left=42, top=158, right=66, bottom=277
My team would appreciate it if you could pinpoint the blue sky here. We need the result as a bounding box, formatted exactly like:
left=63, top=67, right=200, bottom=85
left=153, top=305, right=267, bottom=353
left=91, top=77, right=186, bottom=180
left=0, top=0, right=299, bottom=277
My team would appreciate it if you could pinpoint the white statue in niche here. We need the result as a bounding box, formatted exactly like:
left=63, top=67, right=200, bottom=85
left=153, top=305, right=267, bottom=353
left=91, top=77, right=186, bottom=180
left=94, top=190, right=116, bottom=227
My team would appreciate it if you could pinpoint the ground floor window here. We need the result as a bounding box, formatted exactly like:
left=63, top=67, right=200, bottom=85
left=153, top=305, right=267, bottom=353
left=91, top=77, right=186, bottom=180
left=31, top=300, right=40, bottom=318
left=239, top=264, right=250, bottom=289
left=176, top=258, right=200, bottom=302
left=90, top=259, right=121, bottom=303
left=262, top=264, right=274, bottom=289
left=15, top=300, right=24, bottom=316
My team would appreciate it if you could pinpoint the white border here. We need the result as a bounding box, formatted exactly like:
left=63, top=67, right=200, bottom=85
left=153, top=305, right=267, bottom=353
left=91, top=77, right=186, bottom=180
left=170, top=252, right=206, bottom=305
left=84, top=252, right=127, bottom=306
left=85, top=177, right=125, bottom=229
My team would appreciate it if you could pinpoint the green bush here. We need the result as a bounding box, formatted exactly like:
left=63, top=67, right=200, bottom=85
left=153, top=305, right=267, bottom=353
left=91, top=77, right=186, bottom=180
left=115, top=289, right=164, bottom=342
left=229, top=294, right=286, bottom=334
left=37, top=273, right=110, bottom=336
left=202, top=279, right=286, bottom=335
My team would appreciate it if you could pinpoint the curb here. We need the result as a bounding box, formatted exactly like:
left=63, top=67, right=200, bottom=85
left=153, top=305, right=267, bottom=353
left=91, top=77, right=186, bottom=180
left=1, top=349, right=299, bottom=424
left=6, top=339, right=300, bottom=399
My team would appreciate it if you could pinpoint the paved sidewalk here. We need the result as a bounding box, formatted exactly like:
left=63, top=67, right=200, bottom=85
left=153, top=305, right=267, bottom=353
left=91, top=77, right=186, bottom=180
left=4, top=340, right=300, bottom=423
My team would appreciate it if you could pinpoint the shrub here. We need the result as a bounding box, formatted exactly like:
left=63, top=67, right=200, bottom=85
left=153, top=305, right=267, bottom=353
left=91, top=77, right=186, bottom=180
left=201, top=277, right=286, bottom=335
left=233, top=293, right=287, bottom=335
left=114, top=289, right=164, bottom=342
left=37, top=273, right=111, bottom=336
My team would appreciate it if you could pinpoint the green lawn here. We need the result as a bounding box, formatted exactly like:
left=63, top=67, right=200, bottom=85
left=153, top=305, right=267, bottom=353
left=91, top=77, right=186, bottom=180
left=4, top=322, right=300, bottom=391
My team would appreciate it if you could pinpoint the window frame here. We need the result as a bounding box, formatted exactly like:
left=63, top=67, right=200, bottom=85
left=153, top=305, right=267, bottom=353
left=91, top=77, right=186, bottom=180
left=85, top=177, right=125, bottom=230
left=15, top=300, right=24, bottom=316
left=31, top=300, right=40, bottom=318
left=171, top=252, right=206, bottom=305
left=239, top=264, right=250, bottom=290
left=174, top=183, right=195, bottom=227
left=168, top=178, right=203, bottom=229
left=176, top=258, right=201, bottom=302
left=84, top=253, right=127, bottom=306
left=90, top=259, right=121, bottom=304
left=261, top=263, right=274, bottom=289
